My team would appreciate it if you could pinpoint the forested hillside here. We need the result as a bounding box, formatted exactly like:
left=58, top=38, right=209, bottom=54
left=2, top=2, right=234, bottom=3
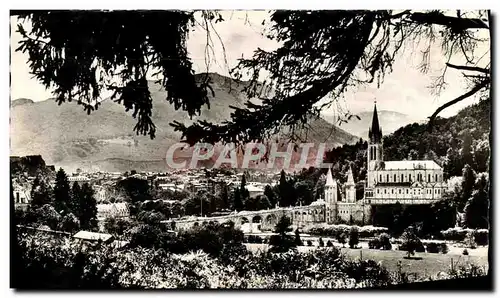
left=323, top=99, right=490, bottom=187
left=383, top=99, right=490, bottom=178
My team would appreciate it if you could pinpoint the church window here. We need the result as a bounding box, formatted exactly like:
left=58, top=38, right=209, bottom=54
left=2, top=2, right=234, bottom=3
left=406, top=189, right=409, bottom=194
left=401, top=174, right=404, bottom=182
left=435, top=174, right=438, bottom=182
left=394, top=174, right=397, bottom=182
left=391, top=189, right=394, bottom=194
left=409, top=174, right=412, bottom=181
left=384, top=189, right=387, bottom=194
left=386, top=174, right=389, bottom=182
left=379, top=174, right=382, bottom=181
left=428, top=174, right=431, bottom=182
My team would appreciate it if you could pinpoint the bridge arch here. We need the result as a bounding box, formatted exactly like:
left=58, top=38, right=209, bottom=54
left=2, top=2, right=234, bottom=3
left=264, top=213, right=277, bottom=226
left=240, top=217, right=249, bottom=225
left=252, top=215, right=262, bottom=223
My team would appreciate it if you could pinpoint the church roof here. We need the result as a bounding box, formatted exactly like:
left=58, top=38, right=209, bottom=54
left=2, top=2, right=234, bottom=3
left=368, top=103, right=382, bottom=143
left=377, top=160, right=442, bottom=170
left=325, top=167, right=336, bottom=186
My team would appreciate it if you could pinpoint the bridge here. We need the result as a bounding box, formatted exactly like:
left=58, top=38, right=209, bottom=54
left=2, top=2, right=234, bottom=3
left=162, top=201, right=326, bottom=231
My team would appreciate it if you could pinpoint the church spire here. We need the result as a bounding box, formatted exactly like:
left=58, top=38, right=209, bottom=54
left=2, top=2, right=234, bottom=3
left=346, top=166, right=355, bottom=186
left=368, top=101, right=382, bottom=143
left=325, top=167, right=335, bottom=187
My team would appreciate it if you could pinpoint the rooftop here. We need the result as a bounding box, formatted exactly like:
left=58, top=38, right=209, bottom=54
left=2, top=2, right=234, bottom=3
left=73, top=231, right=113, bottom=242
left=377, top=160, right=442, bottom=170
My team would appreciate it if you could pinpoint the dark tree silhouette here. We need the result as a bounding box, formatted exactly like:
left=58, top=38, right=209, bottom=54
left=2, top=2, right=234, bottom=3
left=464, top=174, right=489, bottom=229
left=269, top=215, right=296, bottom=252
left=13, top=10, right=490, bottom=145
left=233, top=188, right=243, bottom=212
left=53, top=168, right=71, bottom=213
left=78, top=183, right=98, bottom=231
left=30, top=176, right=52, bottom=207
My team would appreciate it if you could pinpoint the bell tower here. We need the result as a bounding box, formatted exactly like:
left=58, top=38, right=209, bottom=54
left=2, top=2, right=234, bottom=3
left=346, top=166, right=356, bottom=203
left=367, top=101, right=383, bottom=188
left=324, top=167, right=338, bottom=224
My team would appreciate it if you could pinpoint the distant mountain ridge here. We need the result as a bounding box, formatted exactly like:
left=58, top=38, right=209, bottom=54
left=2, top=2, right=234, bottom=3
left=10, top=73, right=358, bottom=172
left=11, top=98, right=34, bottom=107
left=323, top=109, right=422, bottom=139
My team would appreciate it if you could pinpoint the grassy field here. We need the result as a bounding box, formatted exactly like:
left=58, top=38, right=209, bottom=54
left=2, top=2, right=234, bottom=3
left=244, top=243, right=489, bottom=278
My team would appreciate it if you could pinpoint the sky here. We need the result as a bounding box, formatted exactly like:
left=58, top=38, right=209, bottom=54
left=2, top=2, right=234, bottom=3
left=9, top=11, right=490, bottom=121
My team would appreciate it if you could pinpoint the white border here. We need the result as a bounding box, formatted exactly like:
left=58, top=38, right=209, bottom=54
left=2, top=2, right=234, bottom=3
left=1, top=1, right=498, bottom=297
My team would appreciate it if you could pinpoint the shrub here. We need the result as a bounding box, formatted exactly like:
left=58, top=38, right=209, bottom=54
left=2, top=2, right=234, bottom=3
left=326, top=240, right=333, bottom=247
left=336, top=232, right=347, bottom=247
left=400, top=226, right=424, bottom=257
left=440, top=227, right=486, bottom=242
left=368, top=238, right=380, bottom=249
left=474, top=229, right=489, bottom=246
left=269, top=216, right=296, bottom=253
left=440, top=243, right=449, bottom=254
left=378, top=233, right=392, bottom=250
left=449, top=263, right=486, bottom=279
left=349, top=227, right=359, bottom=249
left=294, top=229, right=303, bottom=246
left=306, top=240, right=312, bottom=246
left=464, top=231, right=477, bottom=249
left=463, top=249, right=469, bottom=255
left=425, top=242, right=440, bottom=253
left=304, top=224, right=388, bottom=239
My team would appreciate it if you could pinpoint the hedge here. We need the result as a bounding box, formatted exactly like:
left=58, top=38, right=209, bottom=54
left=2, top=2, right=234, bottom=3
left=368, top=233, right=392, bottom=250
left=440, top=228, right=489, bottom=245
left=304, top=224, right=388, bottom=239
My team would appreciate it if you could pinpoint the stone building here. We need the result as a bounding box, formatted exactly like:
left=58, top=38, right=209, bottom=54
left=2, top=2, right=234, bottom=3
left=364, top=103, right=447, bottom=205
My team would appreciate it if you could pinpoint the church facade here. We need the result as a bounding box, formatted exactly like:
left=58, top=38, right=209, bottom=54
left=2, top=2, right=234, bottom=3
left=323, top=103, right=448, bottom=224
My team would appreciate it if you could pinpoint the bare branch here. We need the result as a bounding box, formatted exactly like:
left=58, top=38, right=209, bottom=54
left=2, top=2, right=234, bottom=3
left=446, top=63, right=489, bottom=74
left=428, top=79, right=490, bottom=128
left=410, top=11, right=489, bottom=30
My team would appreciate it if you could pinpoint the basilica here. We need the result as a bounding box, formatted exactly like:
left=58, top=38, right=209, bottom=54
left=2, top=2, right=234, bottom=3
left=323, top=103, right=448, bottom=224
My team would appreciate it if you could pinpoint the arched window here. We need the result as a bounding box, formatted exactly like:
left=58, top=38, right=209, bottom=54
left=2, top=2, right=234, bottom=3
left=401, top=174, right=404, bottom=182
left=409, top=174, right=412, bottom=181
left=435, top=174, right=438, bottom=182
left=394, top=174, right=397, bottom=182
left=379, top=174, right=382, bottom=181
left=386, top=174, right=389, bottom=182
left=428, top=174, right=431, bottom=182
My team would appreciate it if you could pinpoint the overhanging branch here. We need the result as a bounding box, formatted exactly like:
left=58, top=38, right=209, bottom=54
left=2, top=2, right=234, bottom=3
left=428, top=79, right=490, bottom=128
left=410, top=11, right=489, bottom=30
left=446, top=63, right=489, bottom=74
